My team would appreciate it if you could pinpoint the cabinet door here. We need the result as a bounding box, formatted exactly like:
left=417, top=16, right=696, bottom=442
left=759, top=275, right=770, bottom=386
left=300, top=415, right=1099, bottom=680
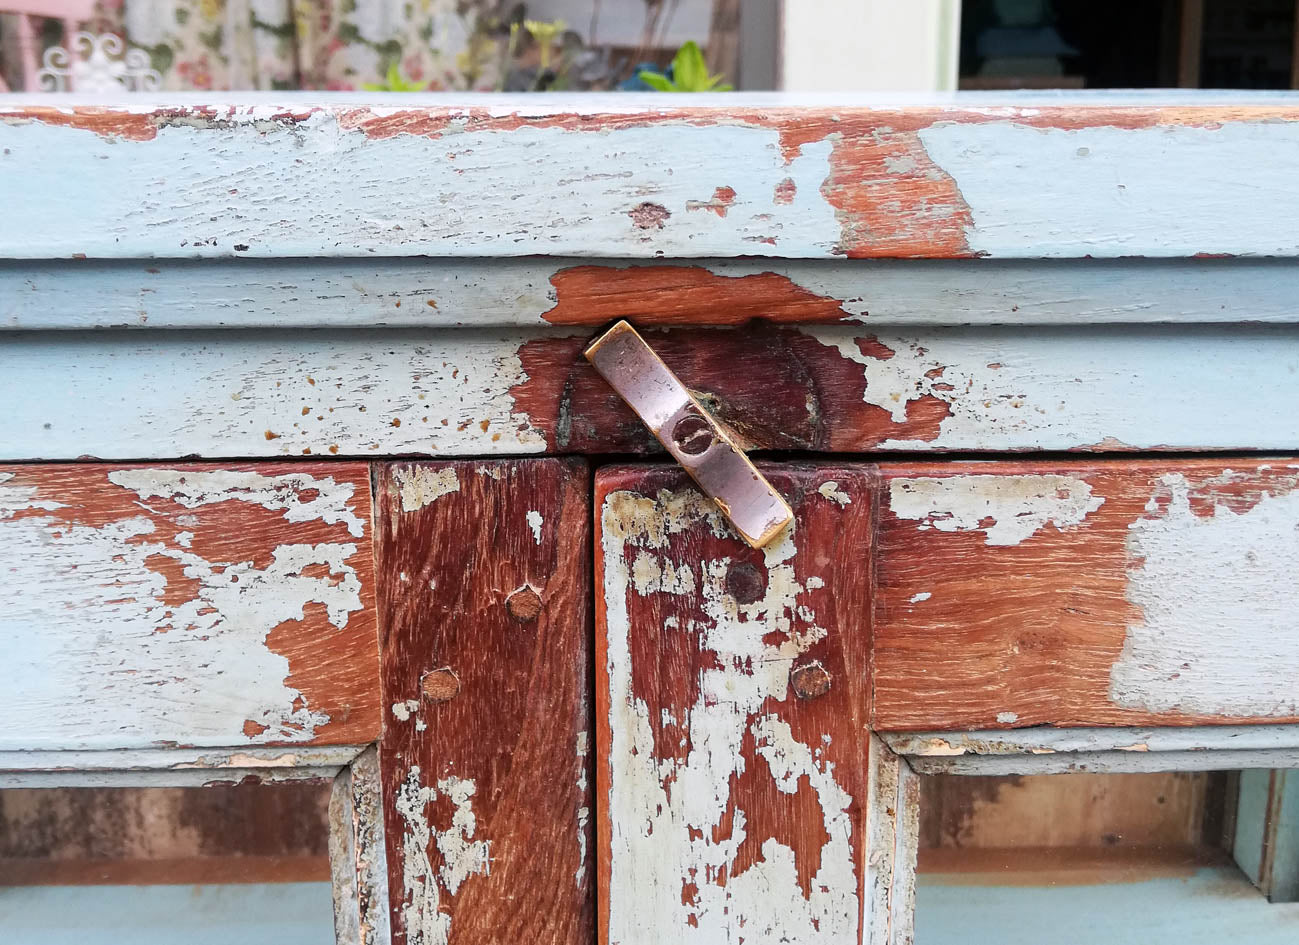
left=594, top=463, right=914, bottom=945
left=373, top=459, right=595, bottom=945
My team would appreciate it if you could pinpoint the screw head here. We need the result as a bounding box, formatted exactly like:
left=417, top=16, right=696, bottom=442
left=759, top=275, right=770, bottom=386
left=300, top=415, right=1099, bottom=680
left=671, top=414, right=715, bottom=455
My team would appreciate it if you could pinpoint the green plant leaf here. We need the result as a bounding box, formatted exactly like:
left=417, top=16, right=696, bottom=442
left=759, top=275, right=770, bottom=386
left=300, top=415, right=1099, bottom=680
left=672, top=40, right=707, bottom=91
left=638, top=70, right=677, bottom=92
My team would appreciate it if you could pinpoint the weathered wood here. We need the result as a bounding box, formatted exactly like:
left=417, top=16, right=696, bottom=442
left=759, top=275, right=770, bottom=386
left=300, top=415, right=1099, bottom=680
left=375, top=460, right=593, bottom=945
left=0, top=745, right=366, bottom=789
left=918, top=771, right=1214, bottom=854
left=596, top=464, right=874, bottom=945
left=886, top=726, right=1299, bottom=757
left=5, top=98, right=1299, bottom=259
left=873, top=460, right=1299, bottom=730
left=1234, top=769, right=1299, bottom=902
left=867, top=735, right=920, bottom=945
left=6, top=326, right=1299, bottom=459
left=331, top=747, right=392, bottom=945
left=0, top=463, right=381, bottom=750
left=13, top=258, right=1299, bottom=331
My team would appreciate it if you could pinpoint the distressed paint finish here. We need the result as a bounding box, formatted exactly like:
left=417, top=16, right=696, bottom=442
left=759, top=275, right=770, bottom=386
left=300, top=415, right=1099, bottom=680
left=0, top=463, right=380, bottom=750
left=15, top=257, right=1299, bottom=331
left=5, top=325, right=1299, bottom=459
left=0, top=744, right=366, bottom=789
left=866, top=735, right=920, bottom=945
left=331, top=748, right=392, bottom=945
left=873, top=460, right=1299, bottom=730
left=886, top=727, right=1299, bottom=775
left=596, top=464, right=874, bottom=945
left=375, top=460, right=593, bottom=945
left=6, top=98, right=1299, bottom=259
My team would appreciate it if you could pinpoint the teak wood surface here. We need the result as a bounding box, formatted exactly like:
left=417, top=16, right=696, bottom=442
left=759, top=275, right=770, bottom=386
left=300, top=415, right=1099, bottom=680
left=375, top=460, right=593, bottom=945
left=595, top=464, right=875, bottom=945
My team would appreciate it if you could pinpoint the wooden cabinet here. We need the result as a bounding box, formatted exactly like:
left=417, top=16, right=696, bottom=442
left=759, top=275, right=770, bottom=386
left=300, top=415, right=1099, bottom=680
left=3, top=94, right=1299, bottom=943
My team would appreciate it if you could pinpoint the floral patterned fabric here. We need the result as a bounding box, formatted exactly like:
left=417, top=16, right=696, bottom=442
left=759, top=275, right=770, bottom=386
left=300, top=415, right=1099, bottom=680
left=1, top=0, right=493, bottom=91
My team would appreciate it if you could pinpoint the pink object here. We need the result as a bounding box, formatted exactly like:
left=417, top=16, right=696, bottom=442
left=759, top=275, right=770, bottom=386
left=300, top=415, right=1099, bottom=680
left=2, top=0, right=97, bottom=90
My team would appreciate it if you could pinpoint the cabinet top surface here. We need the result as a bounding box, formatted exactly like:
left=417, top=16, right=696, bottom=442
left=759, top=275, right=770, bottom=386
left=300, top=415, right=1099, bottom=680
left=4, top=91, right=1299, bottom=261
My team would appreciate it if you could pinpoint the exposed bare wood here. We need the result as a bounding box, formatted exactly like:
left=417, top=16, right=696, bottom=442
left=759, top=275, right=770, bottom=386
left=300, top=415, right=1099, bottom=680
left=874, top=460, right=1299, bottom=730
left=375, top=460, right=593, bottom=945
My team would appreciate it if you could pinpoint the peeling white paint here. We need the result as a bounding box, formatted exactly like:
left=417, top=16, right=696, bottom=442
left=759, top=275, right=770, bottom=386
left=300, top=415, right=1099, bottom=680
left=1109, top=473, right=1299, bottom=717
left=1, top=331, right=552, bottom=458
left=919, top=119, right=1299, bottom=258
left=996, top=712, right=1019, bottom=724
left=0, top=110, right=839, bottom=260
left=394, top=466, right=460, bottom=512
left=602, top=487, right=857, bottom=944
left=803, top=326, right=1299, bottom=453
left=576, top=730, right=591, bottom=889
left=908, top=592, right=932, bottom=604
left=526, top=509, right=544, bottom=545
left=0, top=470, right=367, bottom=750
left=818, top=481, right=852, bottom=507
left=108, top=468, right=366, bottom=538
left=889, top=474, right=1104, bottom=546
left=395, top=766, right=492, bottom=945
left=392, top=699, right=420, bottom=722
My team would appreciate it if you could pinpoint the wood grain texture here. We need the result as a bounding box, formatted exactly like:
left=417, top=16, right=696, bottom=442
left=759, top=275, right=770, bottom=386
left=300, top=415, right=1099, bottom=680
left=375, top=460, right=593, bottom=945
left=14, top=257, right=1299, bottom=330
left=6, top=325, right=1299, bottom=459
left=596, top=464, right=874, bottom=945
left=0, top=463, right=380, bottom=750
left=873, top=459, right=1299, bottom=730
left=6, top=98, right=1299, bottom=259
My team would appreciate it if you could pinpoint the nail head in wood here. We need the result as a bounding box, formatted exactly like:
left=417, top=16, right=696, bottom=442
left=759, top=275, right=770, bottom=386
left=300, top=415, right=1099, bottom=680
left=506, top=584, right=544, bottom=621
left=421, top=668, right=460, bottom=702
left=790, top=661, right=832, bottom=700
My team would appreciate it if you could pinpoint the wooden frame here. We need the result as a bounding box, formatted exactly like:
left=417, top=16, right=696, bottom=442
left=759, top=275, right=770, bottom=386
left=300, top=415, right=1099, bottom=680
left=3, top=92, right=1299, bottom=944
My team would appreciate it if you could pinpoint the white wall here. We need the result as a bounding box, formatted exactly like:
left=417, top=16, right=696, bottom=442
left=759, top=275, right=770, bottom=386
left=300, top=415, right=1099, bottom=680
left=781, top=0, right=962, bottom=91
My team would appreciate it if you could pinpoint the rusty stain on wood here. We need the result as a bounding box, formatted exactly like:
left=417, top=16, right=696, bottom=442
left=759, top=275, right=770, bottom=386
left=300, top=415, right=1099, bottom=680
left=596, top=464, right=874, bottom=944
left=376, top=460, right=593, bottom=945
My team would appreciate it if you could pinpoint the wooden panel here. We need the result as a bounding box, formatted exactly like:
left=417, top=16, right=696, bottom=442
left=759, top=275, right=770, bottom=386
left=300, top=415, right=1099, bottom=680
left=0, top=780, right=330, bottom=886
left=919, top=772, right=1214, bottom=854
left=873, top=459, right=1299, bottom=730
left=596, top=464, right=874, bottom=945
left=6, top=100, right=1299, bottom=259
left=5, top=325, right=1299, bottom=459
left=12, top=257, right=1299, bottom=331
left=375, top=460, right=593, bottom=945
left=0, top=463, right=380, bottom=750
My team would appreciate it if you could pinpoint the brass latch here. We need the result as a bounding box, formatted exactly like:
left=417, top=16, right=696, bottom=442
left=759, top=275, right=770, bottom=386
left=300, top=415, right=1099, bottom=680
left=584, top=321, right=793, bottom=548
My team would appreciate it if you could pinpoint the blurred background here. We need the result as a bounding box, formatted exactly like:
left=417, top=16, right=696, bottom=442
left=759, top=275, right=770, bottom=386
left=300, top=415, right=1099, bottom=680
left=2, top=0, right=1299, bottom=94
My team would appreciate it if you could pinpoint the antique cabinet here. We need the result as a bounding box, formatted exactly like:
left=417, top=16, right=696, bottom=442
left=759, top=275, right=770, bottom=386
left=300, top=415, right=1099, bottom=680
left=2, top=93, right=1299, bottom=943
